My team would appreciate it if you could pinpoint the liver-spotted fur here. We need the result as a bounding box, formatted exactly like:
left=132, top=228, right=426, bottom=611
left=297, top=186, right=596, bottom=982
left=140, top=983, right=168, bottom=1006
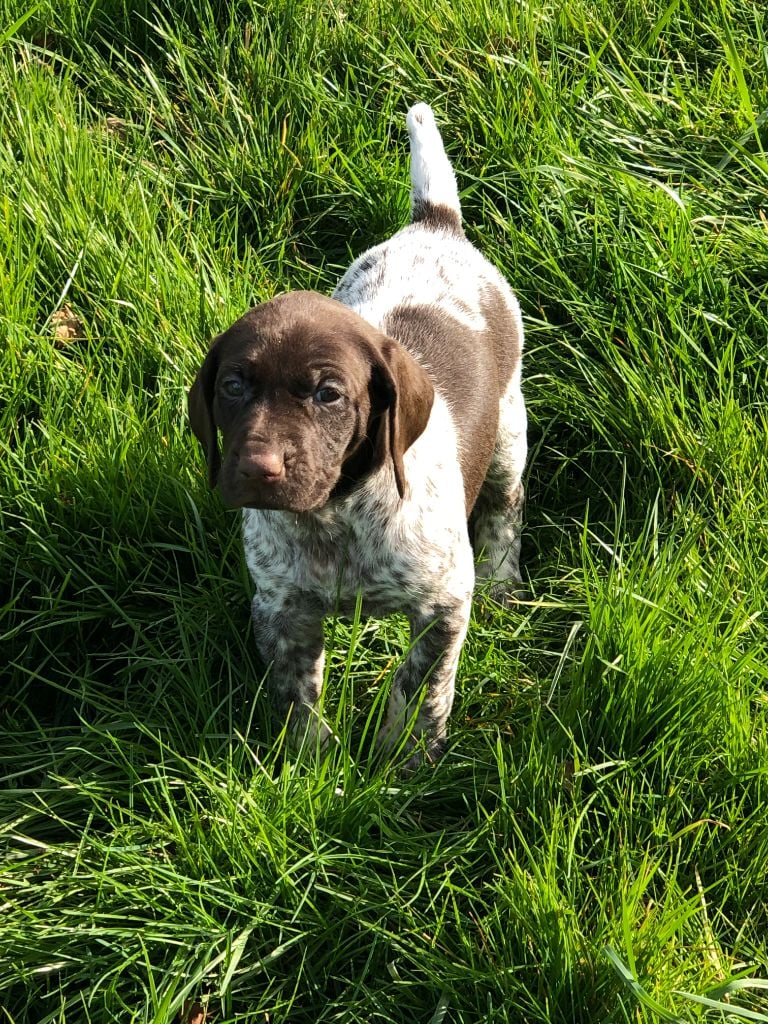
left=188, top=103, right=527, bottom=763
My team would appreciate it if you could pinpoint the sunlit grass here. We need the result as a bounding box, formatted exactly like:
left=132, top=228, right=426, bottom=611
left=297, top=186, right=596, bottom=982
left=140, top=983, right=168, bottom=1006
left=1, top=0, right=767, bottom=1021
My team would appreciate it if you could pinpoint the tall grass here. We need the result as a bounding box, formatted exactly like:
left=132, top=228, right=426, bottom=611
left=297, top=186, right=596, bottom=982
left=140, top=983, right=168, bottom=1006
left=1, top=1, right=767, bottom=1021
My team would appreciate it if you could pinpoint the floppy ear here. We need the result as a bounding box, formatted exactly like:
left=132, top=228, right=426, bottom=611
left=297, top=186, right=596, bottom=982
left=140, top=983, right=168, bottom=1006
left=188, top=341, right=221, bottom=488
left=369, top=336, right=434, bottom=499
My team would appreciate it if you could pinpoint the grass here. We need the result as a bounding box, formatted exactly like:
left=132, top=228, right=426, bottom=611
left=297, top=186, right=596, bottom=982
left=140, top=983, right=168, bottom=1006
left=1, top=0, right=767, bottom=1020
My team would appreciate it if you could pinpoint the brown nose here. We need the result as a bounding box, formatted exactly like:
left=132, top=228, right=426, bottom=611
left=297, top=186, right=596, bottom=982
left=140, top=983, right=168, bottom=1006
left=238, top=450, right=285, bottom=483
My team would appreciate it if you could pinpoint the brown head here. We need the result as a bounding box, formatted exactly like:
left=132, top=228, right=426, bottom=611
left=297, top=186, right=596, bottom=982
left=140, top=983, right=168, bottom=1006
left=188, top=292, right=434, bottom=512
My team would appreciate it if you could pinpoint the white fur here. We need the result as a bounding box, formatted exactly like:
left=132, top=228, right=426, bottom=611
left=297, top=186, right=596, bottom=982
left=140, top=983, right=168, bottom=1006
left=406, top=103, right=462, bottom=218
left=335, top=228, right=491, bottom=332
left=238, top=103, right=526, bottom=761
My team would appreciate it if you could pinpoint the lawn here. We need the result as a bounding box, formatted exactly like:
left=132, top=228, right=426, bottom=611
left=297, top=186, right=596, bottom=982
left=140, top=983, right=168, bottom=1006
left=1, top=0, right=767, bottom=1021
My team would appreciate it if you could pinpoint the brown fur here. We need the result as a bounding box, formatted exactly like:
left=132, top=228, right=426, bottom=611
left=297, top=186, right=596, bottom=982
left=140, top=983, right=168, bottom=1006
left=381, top=286, right=521, bottom=513
left=188, top=292, right=434, bottom=512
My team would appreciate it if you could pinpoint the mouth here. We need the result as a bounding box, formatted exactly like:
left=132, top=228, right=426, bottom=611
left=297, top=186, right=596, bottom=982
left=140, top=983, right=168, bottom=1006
left=242, top=497, right=328, bottom=513
left=227, top=487, right=330, bottom=514
left=219, top=462, right=338, bottom=513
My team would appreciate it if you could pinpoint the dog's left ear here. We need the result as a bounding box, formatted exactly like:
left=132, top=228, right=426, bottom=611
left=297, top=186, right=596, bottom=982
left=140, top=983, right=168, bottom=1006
left=188, top=340, right=221, bottom=488
left=368, top=335, right=434, bottom=499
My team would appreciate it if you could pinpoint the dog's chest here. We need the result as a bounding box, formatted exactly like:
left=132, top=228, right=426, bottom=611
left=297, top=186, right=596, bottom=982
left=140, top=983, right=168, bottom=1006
left=243, top=498, right=462, bottom=618
left=243, top=494, right=469, bottom=624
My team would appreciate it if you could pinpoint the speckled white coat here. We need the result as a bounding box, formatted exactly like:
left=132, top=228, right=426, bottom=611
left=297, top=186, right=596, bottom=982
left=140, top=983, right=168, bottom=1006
left=241, top=104, right=526, bottom=761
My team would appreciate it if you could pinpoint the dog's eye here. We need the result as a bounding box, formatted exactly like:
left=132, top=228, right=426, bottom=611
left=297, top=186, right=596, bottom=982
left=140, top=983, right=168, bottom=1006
left=221, top=378, right=244, bottom=398
left=314, top=385, right=342, bottom=404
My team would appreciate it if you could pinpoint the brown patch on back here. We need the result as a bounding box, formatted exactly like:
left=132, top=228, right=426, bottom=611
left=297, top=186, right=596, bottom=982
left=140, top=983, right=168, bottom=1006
left=382, top=287, right=521, bottom=513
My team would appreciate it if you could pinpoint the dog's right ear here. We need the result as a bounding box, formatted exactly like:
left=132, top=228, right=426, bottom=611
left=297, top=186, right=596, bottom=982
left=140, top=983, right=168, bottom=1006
left=188, top=340, right=221, bottom=488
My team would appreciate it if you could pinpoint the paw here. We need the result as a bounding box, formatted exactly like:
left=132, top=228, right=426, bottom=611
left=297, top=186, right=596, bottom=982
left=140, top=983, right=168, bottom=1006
left=285, top=706, right=335, bottom=756
left=476, top=574, right=527, bottom=611
left=376, top=723, right=446, bottom=771
left=401, top=736, right=446, bottom=772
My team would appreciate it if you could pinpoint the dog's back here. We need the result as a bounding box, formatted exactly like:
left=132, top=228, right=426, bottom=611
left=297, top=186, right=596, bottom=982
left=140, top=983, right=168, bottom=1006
left=333, top=104, right=524, bottom=512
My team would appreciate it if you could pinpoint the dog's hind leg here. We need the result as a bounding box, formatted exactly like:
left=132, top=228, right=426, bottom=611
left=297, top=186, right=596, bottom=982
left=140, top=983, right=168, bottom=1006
left=471, top=372, right=527, bottom=600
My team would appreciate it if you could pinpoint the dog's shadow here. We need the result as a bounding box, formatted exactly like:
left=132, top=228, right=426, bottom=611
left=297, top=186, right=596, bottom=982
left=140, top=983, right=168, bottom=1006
left=3, top=394, right=647, bottom=852
left=1, top=431, right=469, bottom=826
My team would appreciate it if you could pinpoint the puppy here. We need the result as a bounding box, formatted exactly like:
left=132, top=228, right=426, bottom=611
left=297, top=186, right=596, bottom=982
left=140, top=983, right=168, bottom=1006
left=189, top=104, right=526, bottom=762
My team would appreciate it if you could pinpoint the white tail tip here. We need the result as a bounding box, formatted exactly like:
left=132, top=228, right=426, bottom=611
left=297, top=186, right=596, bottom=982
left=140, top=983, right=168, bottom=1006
left=406, top=103, right=462, bottom=231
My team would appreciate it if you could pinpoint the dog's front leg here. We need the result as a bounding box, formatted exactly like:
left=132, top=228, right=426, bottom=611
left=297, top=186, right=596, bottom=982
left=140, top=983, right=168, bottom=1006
left=251, top=600, right=331, bottom=749
left=379, top=594, right=472, bottom=765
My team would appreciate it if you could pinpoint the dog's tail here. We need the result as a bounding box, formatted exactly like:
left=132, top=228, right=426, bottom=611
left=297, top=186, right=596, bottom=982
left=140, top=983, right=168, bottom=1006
left=406, top=103, right=463, bottom=233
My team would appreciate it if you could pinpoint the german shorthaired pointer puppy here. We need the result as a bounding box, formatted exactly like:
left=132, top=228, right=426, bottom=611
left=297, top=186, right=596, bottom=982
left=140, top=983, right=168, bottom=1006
left=189, top=104, right=526, bottom=763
